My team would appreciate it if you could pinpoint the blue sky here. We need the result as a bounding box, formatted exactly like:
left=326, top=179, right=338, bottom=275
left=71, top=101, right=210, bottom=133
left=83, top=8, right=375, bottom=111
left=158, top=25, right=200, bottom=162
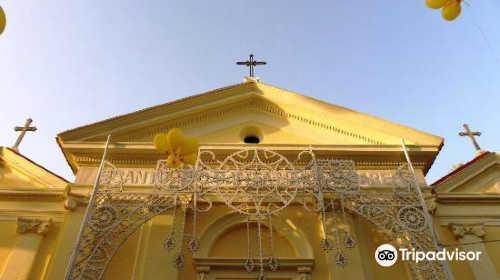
left=1, top=0, right=499, bottom=182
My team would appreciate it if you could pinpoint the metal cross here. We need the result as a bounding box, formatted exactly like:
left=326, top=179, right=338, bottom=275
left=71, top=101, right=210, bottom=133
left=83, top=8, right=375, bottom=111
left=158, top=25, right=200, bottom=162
left=12, top=118, right=37, bottom=152
left=236, top=54, right=267, bottom=77
left=458, top=123, right=482, bottom=152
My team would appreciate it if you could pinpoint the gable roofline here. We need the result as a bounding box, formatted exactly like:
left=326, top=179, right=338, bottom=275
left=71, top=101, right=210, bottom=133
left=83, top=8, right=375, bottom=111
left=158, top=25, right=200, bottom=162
left=431, top=151, right=500, bottom=194
left=257, top=82, right=443, bottom=145
left=0, top=146, right=69, bottom=188
left=58, top=81, right=253, bottom=138
left=56, top=80, right=444, bottom=174
left=57, top=80, right=443, bottom=145
left=431, top=151, right=492, bottom=187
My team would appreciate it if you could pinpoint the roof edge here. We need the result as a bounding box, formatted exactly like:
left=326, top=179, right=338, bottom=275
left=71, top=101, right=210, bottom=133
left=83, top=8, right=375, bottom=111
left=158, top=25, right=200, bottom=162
left=431, top=151, right=493, bottom=187
left=0, top=146, right=70, bottom=185
left=58, top=81, right=257, bottom=139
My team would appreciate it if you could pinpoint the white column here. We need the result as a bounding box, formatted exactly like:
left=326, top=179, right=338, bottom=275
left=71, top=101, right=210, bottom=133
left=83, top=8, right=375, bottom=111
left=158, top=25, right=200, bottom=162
left=451, top=223, right=499, bottom=280
left=0, top=217, right=52, bottom=280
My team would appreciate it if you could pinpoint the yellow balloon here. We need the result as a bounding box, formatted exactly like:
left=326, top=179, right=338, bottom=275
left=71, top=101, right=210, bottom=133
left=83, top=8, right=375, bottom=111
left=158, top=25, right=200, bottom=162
left=442, top=0, right=461, bottom=21
left=167, top=128, right=184, bottom=152
left=166, top=154, right=182, bottom=168
left=178, top=137, right=199, bottom=156
left=0, top=5, right=6, bottom=35
left=426, top=0, right=447, bottom=9
left=154, top=133, right=172, bottom=153
left=180, top=153, right=198, bottom=165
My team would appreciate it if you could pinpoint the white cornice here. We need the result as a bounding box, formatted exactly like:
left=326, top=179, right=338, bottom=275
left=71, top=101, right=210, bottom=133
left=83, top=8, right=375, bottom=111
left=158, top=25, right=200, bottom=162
left=61, top=144, right=434, bottom=171
left=436, top=192, right=500, bottom=204
left=0, top=189, right=66, bottom=200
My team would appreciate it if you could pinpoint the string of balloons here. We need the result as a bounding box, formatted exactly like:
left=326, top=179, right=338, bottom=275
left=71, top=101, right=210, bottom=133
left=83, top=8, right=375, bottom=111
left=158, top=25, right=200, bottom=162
left=426, top=0, right=463, bottom=21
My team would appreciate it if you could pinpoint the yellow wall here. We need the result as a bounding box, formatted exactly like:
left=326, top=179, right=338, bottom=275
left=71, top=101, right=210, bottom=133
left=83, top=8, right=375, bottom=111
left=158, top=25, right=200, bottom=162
left=484, top=227, right=500, bottom=275
left=435, top=224, right=476, bottom=280
left=0, top=221, right=17, bottom=274
left=3, top=162, right=500, bottom=280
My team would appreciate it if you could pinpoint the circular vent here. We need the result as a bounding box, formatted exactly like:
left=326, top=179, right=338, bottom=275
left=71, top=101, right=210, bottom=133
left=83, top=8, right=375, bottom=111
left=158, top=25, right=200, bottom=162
left=243, top=135, right=260, bottom=144
left=240, top=126, right=263, bottom=144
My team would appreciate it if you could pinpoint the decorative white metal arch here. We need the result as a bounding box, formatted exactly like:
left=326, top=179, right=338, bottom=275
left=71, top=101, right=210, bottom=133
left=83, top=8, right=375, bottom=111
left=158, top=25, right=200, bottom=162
left=65, top=147, right=448, bottom=280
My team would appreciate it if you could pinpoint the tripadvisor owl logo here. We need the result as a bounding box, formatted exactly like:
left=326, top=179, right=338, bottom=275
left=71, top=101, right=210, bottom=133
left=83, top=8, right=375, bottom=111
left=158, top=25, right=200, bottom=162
left=375, top=244, right=398, bottom=266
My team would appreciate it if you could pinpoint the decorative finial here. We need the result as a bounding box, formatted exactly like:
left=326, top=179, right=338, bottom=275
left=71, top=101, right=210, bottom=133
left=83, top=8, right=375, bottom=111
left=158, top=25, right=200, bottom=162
left=236, top=54, right=267, bottom=78
left=12, top=118, right=37, bottom=152
left=458, top=123, right=485, bottom=155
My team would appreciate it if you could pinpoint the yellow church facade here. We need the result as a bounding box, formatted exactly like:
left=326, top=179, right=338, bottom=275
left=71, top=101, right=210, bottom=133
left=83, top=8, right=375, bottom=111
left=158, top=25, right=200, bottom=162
left=1, top=79, right=499, bottom=280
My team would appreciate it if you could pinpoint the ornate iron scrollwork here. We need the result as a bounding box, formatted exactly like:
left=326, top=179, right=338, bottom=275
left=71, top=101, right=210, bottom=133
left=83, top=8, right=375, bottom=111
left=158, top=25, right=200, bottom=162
left=67, top=148, right=446, bottom=280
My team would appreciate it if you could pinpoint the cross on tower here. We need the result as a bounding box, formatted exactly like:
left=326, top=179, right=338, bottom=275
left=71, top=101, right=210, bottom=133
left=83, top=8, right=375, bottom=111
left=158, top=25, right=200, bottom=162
left=12, top=118, right=37, bottom=152
left=458, top=123, right=484, bottom=155
left=236, top=54, right=267, bottom=78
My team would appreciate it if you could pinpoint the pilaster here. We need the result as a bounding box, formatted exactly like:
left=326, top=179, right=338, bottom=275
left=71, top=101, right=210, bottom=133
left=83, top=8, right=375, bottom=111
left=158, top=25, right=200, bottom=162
left=0, top=217, right=52, bottom=280
left=451, top=222, right=499, bottom=280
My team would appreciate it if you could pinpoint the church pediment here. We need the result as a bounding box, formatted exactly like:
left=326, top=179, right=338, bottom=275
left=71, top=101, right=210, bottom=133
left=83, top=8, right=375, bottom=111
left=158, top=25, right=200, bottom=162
left=0, top=147, right=68, bottom=190
left=432, top=152, right=500, bottom=193
left=58, top=80, right=442, bottom=145
left=57, top=80, right=443, bottom=173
